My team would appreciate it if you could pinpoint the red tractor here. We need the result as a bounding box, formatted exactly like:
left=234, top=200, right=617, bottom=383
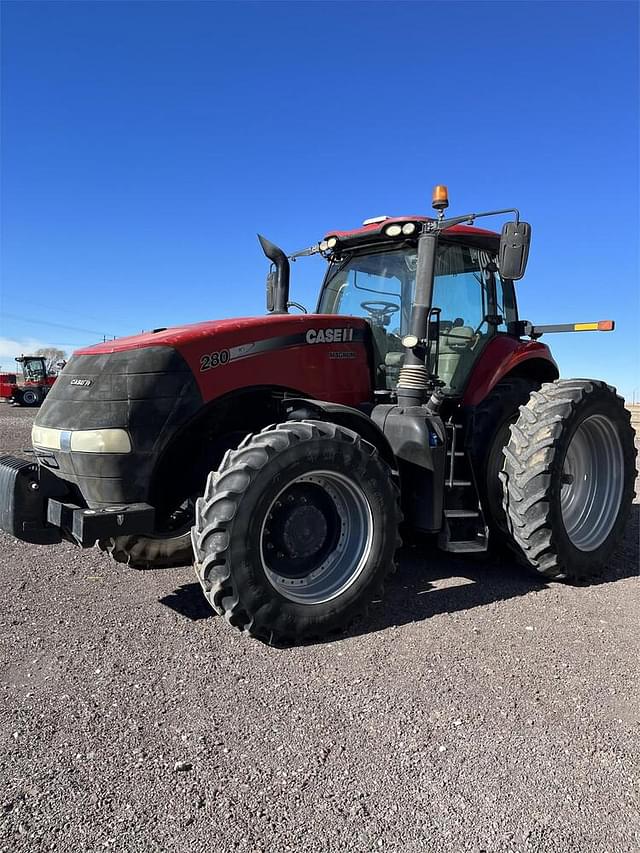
left=0, top=187, right=636, bottom=644
left=0, top=356, right=58, bottom=407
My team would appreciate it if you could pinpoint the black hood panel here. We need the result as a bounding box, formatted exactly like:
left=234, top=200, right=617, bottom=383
left=34, top=346, right=202, bottom=506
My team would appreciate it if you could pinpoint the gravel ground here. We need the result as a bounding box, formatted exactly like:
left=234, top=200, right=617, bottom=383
left=0, top=405, right=638, bottom=853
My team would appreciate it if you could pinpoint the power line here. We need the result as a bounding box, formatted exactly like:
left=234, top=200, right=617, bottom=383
left=4, top=297, right=122, bottom=327
left=0, top=311, right=117, bottom=339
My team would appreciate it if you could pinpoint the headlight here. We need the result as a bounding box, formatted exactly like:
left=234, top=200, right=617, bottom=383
left=402, top=334, right=419, bottom=348
left=32, top=425, right=132, bottom=453
left=402, top=222, right=416, bottom=235
left=31, top=426, right=62, bottom=450
left=384, top=224, right=403, bottom=237
left=70, top=429, right=132, bottom=453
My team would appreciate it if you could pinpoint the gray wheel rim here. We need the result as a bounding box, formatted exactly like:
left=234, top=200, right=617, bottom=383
left=23, top=391, right=37, bottom=404
left=560, top=414, right=624, bottom=551
left=260, top=470, right=374, bottom=604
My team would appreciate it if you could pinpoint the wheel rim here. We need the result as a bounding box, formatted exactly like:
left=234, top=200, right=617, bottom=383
left=260, top=470, right=374, bottom=604
left=560, top=414, right=624, bottom=551
left=23, top=392, right=37, bottom=404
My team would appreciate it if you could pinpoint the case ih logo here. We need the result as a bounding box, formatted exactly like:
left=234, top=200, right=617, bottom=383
left=69, top=379, right=92, bottom=387
left=306, top=327, right=355, bottom=344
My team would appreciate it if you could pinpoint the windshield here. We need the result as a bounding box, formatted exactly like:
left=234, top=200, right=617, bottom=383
left=317, top=242, right=506, bottom=392
left=20, top=359, right=46, bottom=381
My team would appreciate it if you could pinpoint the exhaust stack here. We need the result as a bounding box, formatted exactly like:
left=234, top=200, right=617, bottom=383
left=258, top=234, right=290, bottom=314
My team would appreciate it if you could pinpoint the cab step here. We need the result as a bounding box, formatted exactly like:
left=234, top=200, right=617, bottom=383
left=443, top=539, right=488, bottom=553
left=440, top=419, right=488, bottom=554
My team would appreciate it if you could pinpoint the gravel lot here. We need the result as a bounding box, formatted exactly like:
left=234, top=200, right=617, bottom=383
left=1, top=405, right=638, bottom=853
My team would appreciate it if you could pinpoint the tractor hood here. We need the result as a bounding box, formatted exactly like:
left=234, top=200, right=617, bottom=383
left=72, top=314, right=340, bottom=356
left=71, top=313, right=372, bottom=406
left=33, top=312, right=373, bottom=507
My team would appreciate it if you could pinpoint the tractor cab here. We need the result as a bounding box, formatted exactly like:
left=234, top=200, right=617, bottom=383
left=269, top=186, right=529, bottom=403
left=316, top=234, right=516, bottom=393
left=4, top=356, right=58, bottom=406
left=16, top=356, right=48, bottom=385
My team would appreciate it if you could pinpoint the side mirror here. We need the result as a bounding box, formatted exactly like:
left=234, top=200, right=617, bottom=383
left=499, top=221, right=531, bottom=281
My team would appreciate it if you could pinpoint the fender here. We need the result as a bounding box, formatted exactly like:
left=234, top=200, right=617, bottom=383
left=281, top=397, right=396, bottom=468
left=463, top=336, right=559, bottom=407
left=282, top=398, right=446, bottom=533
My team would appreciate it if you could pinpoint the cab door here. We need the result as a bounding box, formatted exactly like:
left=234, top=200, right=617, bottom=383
left=431, top=243, right=498, bottom=393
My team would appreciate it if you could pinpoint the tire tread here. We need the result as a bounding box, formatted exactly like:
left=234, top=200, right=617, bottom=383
left=192, top=420, right=402, bottom=643
left=500, top=379, right=637, bottom=581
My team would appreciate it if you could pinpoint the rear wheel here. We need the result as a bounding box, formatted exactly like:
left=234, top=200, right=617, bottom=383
left=500, top=380, right=637, bottom=581
left=20, top=389, right=41, bottom=407
left=469, top=378, right=540, bottom=542
left=192, top=421, right=402, bottom=644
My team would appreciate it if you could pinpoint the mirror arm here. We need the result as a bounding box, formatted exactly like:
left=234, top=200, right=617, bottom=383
left=429, top=207, right=520, bottom=233
left=289, top=244, right=321, bottom=260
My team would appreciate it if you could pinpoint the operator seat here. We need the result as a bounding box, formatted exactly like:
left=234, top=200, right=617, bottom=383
left=372, top=322, right=476, bottom=391
left=437, top=325, right=475, bottom=388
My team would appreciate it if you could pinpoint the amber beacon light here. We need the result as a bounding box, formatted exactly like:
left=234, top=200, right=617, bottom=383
left=432, top=184, right=449, bottom=212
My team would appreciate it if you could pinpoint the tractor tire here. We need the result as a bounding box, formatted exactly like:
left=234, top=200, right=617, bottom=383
left=469, top=377, right=540, bottom=543
left=192, top=420, right=402, bottom=644
left=500, top=379, right=637, bottom=581
left=99, top=531, right=193, bottom=569
left=20, top=389, right=41, bottom=407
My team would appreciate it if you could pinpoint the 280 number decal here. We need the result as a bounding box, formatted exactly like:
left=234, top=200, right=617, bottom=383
left=200, top=349, right=230, bottom=372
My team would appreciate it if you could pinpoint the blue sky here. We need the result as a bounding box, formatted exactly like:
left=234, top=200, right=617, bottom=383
left=1, top=1, right=638, bottom=398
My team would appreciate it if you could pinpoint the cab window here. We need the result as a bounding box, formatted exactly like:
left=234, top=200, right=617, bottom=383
left=318, top=242, right=497, bottom=392
left=319, top=249, right=409, bottom=388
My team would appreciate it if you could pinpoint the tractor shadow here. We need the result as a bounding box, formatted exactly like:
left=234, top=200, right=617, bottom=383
left=350, top=503, right=639, bottom=640
left=159, top=505, right=639, bottom=640
left=159, top=583, right=213, bottom=621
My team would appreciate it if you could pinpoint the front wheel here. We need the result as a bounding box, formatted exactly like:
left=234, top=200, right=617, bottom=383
left=99, top=498, right=195, bottom=569
left=192, top=421, right=402, bottom=644
left=500, top=380, right=637, bottom=581
left=99, top=530, right=193, bottom=569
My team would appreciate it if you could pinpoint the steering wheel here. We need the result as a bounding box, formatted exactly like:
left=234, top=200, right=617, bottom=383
left=360, top=301, right=400, bottom=327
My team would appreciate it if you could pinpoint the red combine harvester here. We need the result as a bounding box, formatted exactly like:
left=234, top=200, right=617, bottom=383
left=0, top=187, right=636, bottom=644
left=0, top=356, right=58, bottom=407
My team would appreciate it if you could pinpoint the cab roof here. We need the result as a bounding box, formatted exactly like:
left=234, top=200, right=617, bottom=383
left=324, top=215, right=500, bottom=250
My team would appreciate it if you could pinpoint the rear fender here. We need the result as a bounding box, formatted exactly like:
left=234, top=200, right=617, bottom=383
left=463, top=337, right=559, bottom=407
